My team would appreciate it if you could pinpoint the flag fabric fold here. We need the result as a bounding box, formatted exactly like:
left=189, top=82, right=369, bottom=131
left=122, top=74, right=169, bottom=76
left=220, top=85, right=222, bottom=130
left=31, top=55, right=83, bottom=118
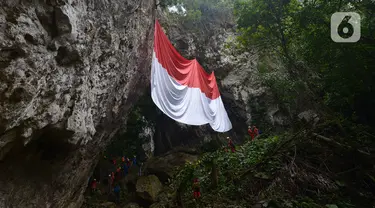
left=151, top=20, right=232, bottom=132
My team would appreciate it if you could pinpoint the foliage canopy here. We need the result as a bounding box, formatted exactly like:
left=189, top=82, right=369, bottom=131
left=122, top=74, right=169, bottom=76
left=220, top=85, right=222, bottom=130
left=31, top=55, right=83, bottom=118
left=234, top=0, right=375, bottom=126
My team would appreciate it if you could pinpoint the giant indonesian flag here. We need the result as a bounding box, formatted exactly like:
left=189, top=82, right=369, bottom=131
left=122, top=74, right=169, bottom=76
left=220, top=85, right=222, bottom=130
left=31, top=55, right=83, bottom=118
left=150, top=20, right=232, bottom=132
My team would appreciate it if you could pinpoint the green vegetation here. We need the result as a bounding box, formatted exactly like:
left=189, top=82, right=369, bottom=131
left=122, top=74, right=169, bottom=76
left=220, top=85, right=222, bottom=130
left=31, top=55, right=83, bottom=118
left=168, top=135, right=278, bottom=207
left=234, top=0, right=375, bottom=127
left=169, top=124, right=374, bottom=207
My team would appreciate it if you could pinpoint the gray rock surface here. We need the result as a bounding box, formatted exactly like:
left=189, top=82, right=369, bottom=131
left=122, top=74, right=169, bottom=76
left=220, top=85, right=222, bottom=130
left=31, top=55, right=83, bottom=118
left=144, top=151, right=198, bottom=183
left=0, top=0, right=155, bottom=207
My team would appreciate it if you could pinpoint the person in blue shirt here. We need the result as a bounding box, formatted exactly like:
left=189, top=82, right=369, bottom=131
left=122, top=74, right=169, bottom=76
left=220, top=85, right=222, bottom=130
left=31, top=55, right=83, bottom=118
left=132, top=155, right=137, bottom=166
left=113, top=184, right=120, bottom=204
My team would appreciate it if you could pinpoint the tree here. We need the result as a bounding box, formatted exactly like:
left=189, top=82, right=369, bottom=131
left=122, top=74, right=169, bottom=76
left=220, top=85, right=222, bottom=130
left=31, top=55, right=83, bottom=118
left=234, top=0, right=300, bottom=65
left=234, top=0, right=375, bottom=126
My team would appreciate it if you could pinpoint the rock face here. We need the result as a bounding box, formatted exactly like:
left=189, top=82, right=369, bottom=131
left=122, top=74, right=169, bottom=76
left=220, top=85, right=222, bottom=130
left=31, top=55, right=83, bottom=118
left=0, top=0, right=155, bottom=207
left=159, top=13, right=290, bottom=136
left=136, top=175, right=163, bottom=203
left=144, top=151, right=198, bottom=183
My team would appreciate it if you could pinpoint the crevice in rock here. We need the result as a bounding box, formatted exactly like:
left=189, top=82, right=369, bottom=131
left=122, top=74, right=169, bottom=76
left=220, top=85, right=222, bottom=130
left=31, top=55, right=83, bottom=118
left=0, top=45, right=27, bottom=69
left=36, top=6, right=71, bottom=39
left=55, top=45, right=81, bottom=66
left=36, top=8, right=58, bottom=38
left=54, top=7, right=72, bottom=36
left=9, top=87, right=31, bottom=104
left=24, top=34, right=37, bottom=45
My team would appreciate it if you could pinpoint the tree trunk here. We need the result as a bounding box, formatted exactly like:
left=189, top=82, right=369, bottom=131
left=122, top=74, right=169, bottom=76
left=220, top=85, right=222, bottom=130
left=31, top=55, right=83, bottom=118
left=211, top=160, right=218, bottom=189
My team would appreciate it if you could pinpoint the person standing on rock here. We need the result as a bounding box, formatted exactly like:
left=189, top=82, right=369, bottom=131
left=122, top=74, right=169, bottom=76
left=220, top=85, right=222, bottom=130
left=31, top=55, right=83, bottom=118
left=192, top=178, right=201, bottom=199
left=227, top=137, right=236, bottom=153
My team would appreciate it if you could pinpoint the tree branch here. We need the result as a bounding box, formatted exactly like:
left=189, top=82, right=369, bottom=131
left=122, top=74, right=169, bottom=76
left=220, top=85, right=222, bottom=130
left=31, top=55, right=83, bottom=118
left=312, top=133, right=371, bottom=156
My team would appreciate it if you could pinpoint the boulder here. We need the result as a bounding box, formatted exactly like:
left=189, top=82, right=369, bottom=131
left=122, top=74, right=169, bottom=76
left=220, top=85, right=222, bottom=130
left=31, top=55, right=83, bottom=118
left=144, top=151, right=198, bottom=183
left=136, top=175, right=162, bottom=203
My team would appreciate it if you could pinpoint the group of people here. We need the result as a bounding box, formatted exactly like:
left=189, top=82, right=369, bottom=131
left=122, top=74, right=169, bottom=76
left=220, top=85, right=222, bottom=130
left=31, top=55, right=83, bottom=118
left=89, top=155, right=140, bottom=204
left=91, top=126, right=262, bottom=202
left=247, top=125, right=260, bottom=141
left=109, top=155, right=138, bottom=203
left=224, top=125, right=261, bottom=153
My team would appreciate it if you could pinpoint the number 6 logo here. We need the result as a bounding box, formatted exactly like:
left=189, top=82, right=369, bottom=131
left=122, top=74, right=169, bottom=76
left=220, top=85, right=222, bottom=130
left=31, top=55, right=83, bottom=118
left=331, top=12, right=361, bottom=43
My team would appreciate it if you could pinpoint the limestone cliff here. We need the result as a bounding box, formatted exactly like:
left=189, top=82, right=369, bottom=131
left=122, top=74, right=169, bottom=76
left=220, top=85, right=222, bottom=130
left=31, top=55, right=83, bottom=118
left=0, top=0, right=155, bottom=207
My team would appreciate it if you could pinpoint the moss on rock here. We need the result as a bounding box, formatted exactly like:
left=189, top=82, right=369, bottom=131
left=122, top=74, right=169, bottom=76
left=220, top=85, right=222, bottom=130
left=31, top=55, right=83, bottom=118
left=136, top=175, right=163, bottom=203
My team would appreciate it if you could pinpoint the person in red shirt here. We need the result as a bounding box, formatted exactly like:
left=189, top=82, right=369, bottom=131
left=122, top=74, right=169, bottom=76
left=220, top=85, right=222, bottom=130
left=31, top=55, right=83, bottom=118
left=91, top=179, right=97, bottom=192
left=227, top=137, right=235, bottom=153
left=115, top=167, right=122, bottom=181
left=192, top=178, right=201, bottom=199
left=253, top=126, right=259, bottom=137
left=248, top=126, right=255, bottom=141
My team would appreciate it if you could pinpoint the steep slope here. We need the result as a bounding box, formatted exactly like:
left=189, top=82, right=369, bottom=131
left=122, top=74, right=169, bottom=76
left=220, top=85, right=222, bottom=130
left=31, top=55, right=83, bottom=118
left=0, top=0, right=155, bottom=207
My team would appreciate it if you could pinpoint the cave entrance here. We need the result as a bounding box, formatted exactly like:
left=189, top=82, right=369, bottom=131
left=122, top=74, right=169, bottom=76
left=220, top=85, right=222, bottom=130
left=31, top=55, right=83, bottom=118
left=31, top=125, right=75, bottom=161
left=0, top=124, right=76, bottom=182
